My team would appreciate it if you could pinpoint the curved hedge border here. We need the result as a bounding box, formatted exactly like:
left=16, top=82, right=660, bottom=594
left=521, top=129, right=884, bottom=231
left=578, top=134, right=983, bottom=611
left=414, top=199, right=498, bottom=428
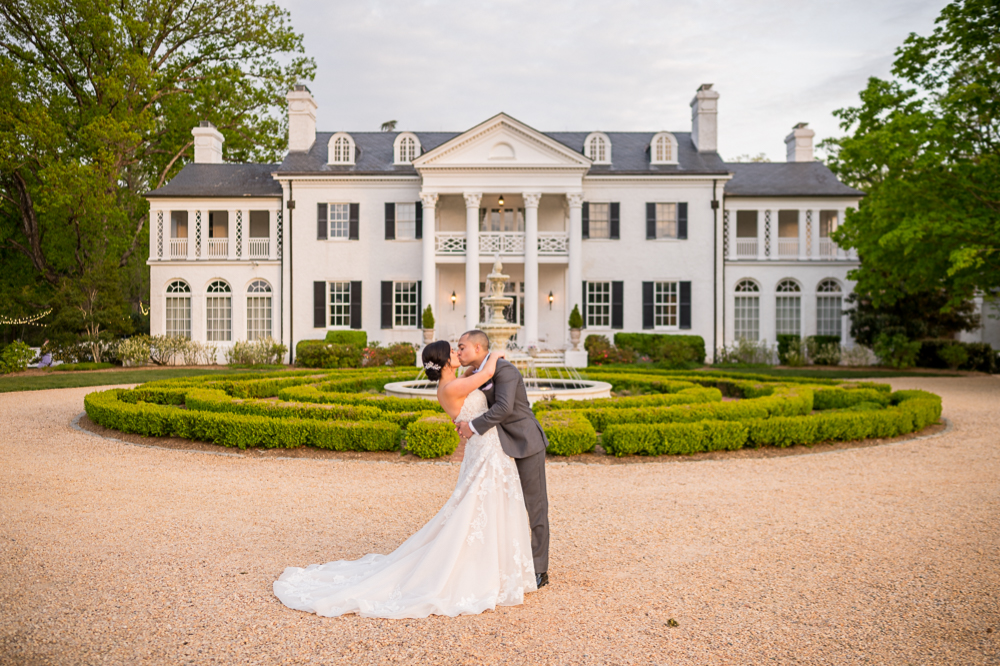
left=84, top=367, right=942, bottom=460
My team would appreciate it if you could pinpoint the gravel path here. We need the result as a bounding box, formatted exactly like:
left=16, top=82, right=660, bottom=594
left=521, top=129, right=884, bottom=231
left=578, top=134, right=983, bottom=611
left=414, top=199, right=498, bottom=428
left=2, top=377, right=998, bottom=665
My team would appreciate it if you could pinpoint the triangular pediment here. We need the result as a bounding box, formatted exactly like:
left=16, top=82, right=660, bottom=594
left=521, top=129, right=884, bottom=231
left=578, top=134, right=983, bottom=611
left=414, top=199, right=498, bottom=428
left=413, top=113, right=592, bottom=169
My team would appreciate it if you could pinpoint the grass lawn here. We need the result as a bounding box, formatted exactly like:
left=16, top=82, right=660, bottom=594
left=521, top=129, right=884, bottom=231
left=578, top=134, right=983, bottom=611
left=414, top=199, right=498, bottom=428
left=700, top=366, right=961, bottom=379
left=0, top=367, right=283, bottom=394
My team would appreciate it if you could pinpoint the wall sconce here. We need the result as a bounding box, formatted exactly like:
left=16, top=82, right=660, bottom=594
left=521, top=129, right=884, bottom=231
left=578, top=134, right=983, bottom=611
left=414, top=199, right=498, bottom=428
left=451, top=291, right=457, bottom=310
left=548, top=291, right=554, bottom=310
left=498, top=194, right=505, bottom=206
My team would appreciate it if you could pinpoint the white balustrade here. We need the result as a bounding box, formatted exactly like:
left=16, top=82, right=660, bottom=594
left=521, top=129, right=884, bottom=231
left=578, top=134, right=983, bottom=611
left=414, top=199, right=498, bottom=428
left=480, top=232, right=525, bottom=255
left=169, top=238, right=188, bottom=258
left=435, top=231, right=569, bottom=256
left=735, top=238, right=757, bottom=259
left=537, top=232, right=569, bottom=255
left=248, top=238, right=269, bottom=259
left=819, top=237, right=837, bottom=259
left=777, top=239, right=799, bottom=258
left=436, top=232, right=467, bottom=254
left=207, top=238, right=228, bottom=258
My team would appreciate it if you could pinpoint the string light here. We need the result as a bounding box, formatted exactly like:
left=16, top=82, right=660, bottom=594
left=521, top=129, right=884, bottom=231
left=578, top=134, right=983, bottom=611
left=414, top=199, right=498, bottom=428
left=0, top=308, right=52, bottom=326
left=139, top=301, right=149, bottom=316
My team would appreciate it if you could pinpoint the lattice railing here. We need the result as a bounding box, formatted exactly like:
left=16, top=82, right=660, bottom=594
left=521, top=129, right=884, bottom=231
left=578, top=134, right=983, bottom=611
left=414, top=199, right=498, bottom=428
left=480, top=232, right=525, bottom=254
left=436, top=232, right=467, bottom=254
left=537, top=232, right=568, bottom=254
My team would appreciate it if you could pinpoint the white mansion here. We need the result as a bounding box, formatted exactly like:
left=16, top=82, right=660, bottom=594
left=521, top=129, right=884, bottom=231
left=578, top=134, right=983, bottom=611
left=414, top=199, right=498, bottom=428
left=145, top=83, right=867, bottom=364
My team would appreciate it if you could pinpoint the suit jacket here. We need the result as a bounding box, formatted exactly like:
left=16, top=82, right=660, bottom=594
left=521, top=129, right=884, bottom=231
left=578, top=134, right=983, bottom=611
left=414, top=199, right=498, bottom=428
left=471, top=358, right=549, bottom=459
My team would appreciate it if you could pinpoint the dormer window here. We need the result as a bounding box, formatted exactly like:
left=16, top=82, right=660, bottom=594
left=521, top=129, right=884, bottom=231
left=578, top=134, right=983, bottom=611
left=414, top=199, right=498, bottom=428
left=328, top=132, right=355, bottom=165
left=393, top=132, right=421, bottom=164
left=650, top=132, right=679, bottom=164
left=584, top=132, right=611, bottom=164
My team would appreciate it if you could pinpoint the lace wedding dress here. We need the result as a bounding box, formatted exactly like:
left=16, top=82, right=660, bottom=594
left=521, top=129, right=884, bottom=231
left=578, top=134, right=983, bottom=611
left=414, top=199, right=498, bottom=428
left=273, top=389, right=537, bottom=618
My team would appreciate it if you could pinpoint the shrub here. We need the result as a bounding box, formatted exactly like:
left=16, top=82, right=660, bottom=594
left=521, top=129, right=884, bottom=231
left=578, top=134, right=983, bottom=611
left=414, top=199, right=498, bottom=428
left=363, top=342, right=416, bottom=368
left=226, top=337, right=288, bottom=366
left=812, top=387, right=890, bottom=410
left=777, top=335, right=807, bottom=366
left=585, top=335, right=636, bottom=366
left=715, top=338, right=776, bottom=365
left=937, top=343, right=969, bottom=370
left=539, top=411, right=597, bottom=456
left=117, top=335, right=152, bottom=366
left=568, top=305, right=583, bottom=329
left=841, top=345, right=877, bottom=367
left=149, top=335, right=188, bottom=365
left=805, top=336, right=842, bottom=366
left=533, top=387, right=720, bottom=413
left=873, top=333, right=920, bottom=369
left=0, top=341, right=34, bottom=374
left=325, top=330, right=368, bottom=347
left=916, top=340, right=995, bottom=373
left=406, top=413, right=459, bottom=458
left=422, top=305, right=435, bottom=330
left=296, top=341, right=364, bottom=368
left=614, top=333, right=706, bottom=365
left=603, top=420, right=748, bottom=456
left=278, top=385, right=443, bottom=413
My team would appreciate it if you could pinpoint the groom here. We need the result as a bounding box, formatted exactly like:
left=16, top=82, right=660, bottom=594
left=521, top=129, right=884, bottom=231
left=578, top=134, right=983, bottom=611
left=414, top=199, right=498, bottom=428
left=455, top=330, right=550, bottom=589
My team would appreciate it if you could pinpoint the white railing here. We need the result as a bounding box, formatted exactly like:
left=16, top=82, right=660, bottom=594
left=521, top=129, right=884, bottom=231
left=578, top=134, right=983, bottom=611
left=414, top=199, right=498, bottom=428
left=436, top=232, right=467, bottom=254
left=207, top=238, right=228, bottom=257
left=248, top=238, right=269, bottom=259
left=777, top=239, right=799, bottom=258
left=169, top=238, right=188, bottom=258
left=480, top=232, right=525, bottom=254
left=819, top=237, right=837, bottom=259
left=735, top=238, right=757, bottom=259
left=537, top=232, right=569, bottom=255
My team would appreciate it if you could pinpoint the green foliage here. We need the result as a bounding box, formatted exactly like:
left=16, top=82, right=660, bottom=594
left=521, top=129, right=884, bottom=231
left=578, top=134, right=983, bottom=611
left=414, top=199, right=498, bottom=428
left=916, top=339, right=996, bottom=373
left=422, top=305, right=435, bottom=330
left=805, top=336, right=842, bottom=366
left=812, top=387, right=891, bottom=410
left=539, top=411, right=597, bottom=456
left=278, top=385, right=443, bottom=413
left=614, top=333, right=706, bottom=365
left=873, top=333, right=921, bottom=369
left=363, top=342, right=417, bottom=368
left=0, top=340, right=34, bottom=373
left=568, top=305, right=583, bottom=330
left=603, top=421, right=748, bottom=456
left=937, top=343, right=969, bottom=370
left=823, top=0, right=1000, bottom=313
left=777, top=335, right=806, bottom=366
left=52, top=362, right=114, bottom=372
left=533, top=387, right=719, bottom=413
left=117, top=336, right=152, bottom=366
left=844, top=290, right=979, bottom=347
left=584, top=335, right=636, bottom=366
left=295, top=341, right=364, bottom=368
left=225, top=337, right=287, bottom=366
left=715, top=338, right=776, bottom=365
left=324, top=330, right=368, bottom=347
left=405, top=414, right=458, bottom=459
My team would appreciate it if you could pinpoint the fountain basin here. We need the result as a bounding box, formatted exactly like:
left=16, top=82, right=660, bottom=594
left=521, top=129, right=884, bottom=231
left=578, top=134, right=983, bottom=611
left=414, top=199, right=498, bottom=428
left=384, top=379, right=613, bottom=406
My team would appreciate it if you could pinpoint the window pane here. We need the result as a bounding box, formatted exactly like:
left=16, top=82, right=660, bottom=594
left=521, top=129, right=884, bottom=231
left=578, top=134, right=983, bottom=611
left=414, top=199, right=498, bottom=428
left=817, top=296, right=842, bottom=337
left=655, top=203, right=677, bottom=239
left=589, top=203, right=610, bottom=239
left=395, top=203, right=416, bottom=239
left=734, top=296, right=759, bottom=341
left=247, top=296, right=272, bottom=340
left=587, top=282, right=611, bottom=327
left=778, top=210, right=798, bottom=237
left=654, top=281, right=678, bottom=327
left=206, top=296, right=232, bottom=341
left=165, top=296, right=191, bottom=339
left=819, top=210, right=838, bottom=237
left=329, top=203, right=350, bottom=238
left=394, top=281, right=418, bottom=327
left=329, top=281, right=351, bottom=327
left=775, top=296, right=801, bottom=336
left=736, top=211, right=758, bottom=238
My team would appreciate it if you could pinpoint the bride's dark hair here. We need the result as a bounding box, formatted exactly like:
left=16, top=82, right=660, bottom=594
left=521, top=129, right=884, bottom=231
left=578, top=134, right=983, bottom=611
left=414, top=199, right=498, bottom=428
left=421, top=340, right=452, bottom=381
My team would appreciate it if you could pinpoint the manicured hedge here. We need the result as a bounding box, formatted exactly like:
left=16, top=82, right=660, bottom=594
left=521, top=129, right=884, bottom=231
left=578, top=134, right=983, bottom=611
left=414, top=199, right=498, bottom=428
left=538, top=411, right=597, bottom=456
left=613, top=333, right=707, bottom=364
left=405, top=414, right=459, bottom=459
left=533, top=387, right=721, bottom=413
left=278, top=384, right=444, bottom=413
left=916, top=340, right=998, bottom=373
left=296, top=341, right=364, bottom=368
left=812, top=387, right=891, bottom=410
left=602, top=420, right=748, bottom=456
left=325, top=330, right=368, bottom=347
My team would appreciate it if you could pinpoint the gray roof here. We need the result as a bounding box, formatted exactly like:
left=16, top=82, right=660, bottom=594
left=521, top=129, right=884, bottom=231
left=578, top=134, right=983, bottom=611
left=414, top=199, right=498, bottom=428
left=546, top=131, right=729, bottom=175
left=723, top=162, right=863, bottom=197
left=277, top=132, right=458, bottom=175
left=145, top=163, right=282, bottom=198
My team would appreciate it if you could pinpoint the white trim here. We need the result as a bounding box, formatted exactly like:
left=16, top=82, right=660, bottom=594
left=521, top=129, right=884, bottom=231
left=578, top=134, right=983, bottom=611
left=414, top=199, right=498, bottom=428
left=393, top=132, right=421, bottom=165
left=327, top=133, right=356, bottom=165
left=650, top=132, right=679, bottom=165
left=584, top=132, right=611, bottom=164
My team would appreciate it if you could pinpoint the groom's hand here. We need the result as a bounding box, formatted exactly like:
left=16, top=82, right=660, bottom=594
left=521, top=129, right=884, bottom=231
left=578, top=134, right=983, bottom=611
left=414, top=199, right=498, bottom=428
left=455, top=421, right=474, bottom=438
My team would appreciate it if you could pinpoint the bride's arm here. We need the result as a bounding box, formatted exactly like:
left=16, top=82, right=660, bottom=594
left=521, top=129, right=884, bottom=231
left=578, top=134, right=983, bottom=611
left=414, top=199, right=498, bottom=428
left=443, top=351, right=504, bottom=398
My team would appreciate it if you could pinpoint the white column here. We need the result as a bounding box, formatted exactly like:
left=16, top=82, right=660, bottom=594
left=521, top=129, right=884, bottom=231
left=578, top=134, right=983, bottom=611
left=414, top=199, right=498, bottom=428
left=757, top=209, right=767, bottom=261
left=567, top=193, right=584, bottom=319
left=269, top=208, right=278, bottom=260
left=522, top=192, right=541, bottom=347
left=188, top=209, right=198, bottom=260
left=464, top=192, right=482, bottom=328
left=421, top=192, right=439, bottom=330
left=241, top=209, right=250, bottom=260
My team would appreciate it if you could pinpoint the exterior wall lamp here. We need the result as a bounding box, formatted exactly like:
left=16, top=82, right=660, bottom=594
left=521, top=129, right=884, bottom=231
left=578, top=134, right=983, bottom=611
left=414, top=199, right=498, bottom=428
left=548, top=291, right=554, bottom=310
left=451, top=291, right=457, bottom=310
left=498, top=194, right=504, bottom=206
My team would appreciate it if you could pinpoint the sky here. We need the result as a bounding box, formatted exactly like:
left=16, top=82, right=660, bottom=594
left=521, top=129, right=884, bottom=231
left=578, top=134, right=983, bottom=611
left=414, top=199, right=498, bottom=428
left=274, top=0, right=949, bottom=162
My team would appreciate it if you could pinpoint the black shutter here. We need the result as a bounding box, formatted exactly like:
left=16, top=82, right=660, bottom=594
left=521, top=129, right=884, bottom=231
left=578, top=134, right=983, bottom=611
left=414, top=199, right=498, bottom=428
left=642, top=281, right=654, bottom=329
left=678, top=202, right=688, bottom=240
left=581, top=281, right=587, bottom=329
left=384, top=202, right=395, bottom=240
left=679, top=281, right=691, bottom=329
left=646, top=202, right=656, bottom=240
left=415, top=201, right=423, bottom=239
left=317, top=204, right=328, bottom=240
left=348, top=203, right=359, bottom=240
left=349, top=281, right=362, bottom=330
left=611, top=281, right=624, bottom=329
left=417, top=280, right=423, bottom=326
left=381, top=281, right=393, bottom=329
left=581, top=202, right=590, bottom=239
left=313, top=281, right=326, bottom=328
left=609, top=202, right=620, bottom=240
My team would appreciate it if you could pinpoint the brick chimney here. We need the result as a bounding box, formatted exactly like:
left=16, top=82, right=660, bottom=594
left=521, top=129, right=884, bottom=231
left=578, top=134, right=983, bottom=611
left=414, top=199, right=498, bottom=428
left=287, top=84, right=317, bottom=152
left=690, top=83, right=719, bottom=153
left=785, top=122, right=815, bottom=162
left=191, top=121, right=224, bottom=164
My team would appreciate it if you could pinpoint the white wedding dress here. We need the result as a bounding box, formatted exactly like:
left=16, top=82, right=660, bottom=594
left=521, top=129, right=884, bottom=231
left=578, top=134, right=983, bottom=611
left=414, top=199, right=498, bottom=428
left=273, top=389, right=537, bottom=618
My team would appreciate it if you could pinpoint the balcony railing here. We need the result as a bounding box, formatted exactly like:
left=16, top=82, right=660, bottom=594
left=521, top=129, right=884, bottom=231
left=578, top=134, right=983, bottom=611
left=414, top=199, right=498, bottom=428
left=735, top=238, right=757, bottom=259
left=777, top=239, right=800, bottom=258
left=435, top=232, right=569, bottom=256
left=248, top=237, right=270, bottom=259
left=207, top=238, right=228, bottom=257
left=169, top=238, right=188, bottom=258
left=819, top=237, right=837, bottom=259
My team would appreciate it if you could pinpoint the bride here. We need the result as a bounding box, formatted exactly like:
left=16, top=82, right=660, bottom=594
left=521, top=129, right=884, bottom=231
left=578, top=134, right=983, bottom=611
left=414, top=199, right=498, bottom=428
left=273, top=341, right=537, bottom=618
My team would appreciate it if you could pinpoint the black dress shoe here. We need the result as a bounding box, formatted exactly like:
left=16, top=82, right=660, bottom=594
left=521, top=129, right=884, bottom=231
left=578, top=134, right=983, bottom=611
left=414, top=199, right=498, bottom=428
left=535, top=572, right=548, bottom=589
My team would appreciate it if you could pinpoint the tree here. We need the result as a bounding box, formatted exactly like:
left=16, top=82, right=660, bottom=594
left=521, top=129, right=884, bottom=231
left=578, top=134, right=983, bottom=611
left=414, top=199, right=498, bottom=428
left=822, top=0, right=1000, bottom=312
left=728, top=153, right=771, bottom=163
left=845, top=286, right=979, bottom=347
left=0, top=0, right=314, bottom=316
left=380, top=120, right=398, bottom=132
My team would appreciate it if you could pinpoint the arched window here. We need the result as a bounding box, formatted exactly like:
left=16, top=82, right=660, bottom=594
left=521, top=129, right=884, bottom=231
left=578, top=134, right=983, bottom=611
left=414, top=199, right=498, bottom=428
left=247, top=280, right=272, bottom=340
left=734, top=279, right=760, bottom=340
left=165, top=280, right=191, bottom=339
left=394, top=132, right=421, bottom=164
left=650, top=132, right=678, bottom=164
left=328, top=133, right=355, bottom=165
left=584, top=132, right=611, bottom=164
left=775, top=279, right=802, bottom=336
left=206, top=280, right=232, bottom=342
left=816, top=279, right=843, bottom=338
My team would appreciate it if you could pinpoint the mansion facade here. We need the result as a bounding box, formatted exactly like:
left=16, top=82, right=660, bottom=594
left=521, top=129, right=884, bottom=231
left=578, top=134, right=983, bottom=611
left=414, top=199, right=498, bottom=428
left=145, top=83, right=866, bottom=364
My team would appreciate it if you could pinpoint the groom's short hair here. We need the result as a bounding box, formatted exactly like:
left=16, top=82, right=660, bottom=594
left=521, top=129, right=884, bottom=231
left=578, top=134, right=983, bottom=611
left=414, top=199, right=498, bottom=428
left=461, top=329, right=490, bottom=350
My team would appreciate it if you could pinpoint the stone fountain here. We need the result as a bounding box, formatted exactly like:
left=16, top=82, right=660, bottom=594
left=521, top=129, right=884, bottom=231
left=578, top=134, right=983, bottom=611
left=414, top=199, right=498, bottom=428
left=478, top=255, right=521, bottom=351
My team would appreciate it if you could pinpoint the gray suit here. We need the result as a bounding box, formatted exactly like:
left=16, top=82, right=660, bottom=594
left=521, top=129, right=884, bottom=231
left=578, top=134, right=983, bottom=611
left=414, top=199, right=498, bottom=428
left=471, top=358, right=550, bottom=574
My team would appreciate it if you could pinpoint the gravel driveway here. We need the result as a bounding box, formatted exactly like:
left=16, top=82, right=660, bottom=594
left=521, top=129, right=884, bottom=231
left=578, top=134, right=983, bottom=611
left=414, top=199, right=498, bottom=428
left=1, top=376, right=998, bottom=665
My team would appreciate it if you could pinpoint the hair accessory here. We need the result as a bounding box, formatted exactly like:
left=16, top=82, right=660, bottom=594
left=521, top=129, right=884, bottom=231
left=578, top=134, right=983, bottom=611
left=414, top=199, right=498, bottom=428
left=424, top=361, right=441, bottom=371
